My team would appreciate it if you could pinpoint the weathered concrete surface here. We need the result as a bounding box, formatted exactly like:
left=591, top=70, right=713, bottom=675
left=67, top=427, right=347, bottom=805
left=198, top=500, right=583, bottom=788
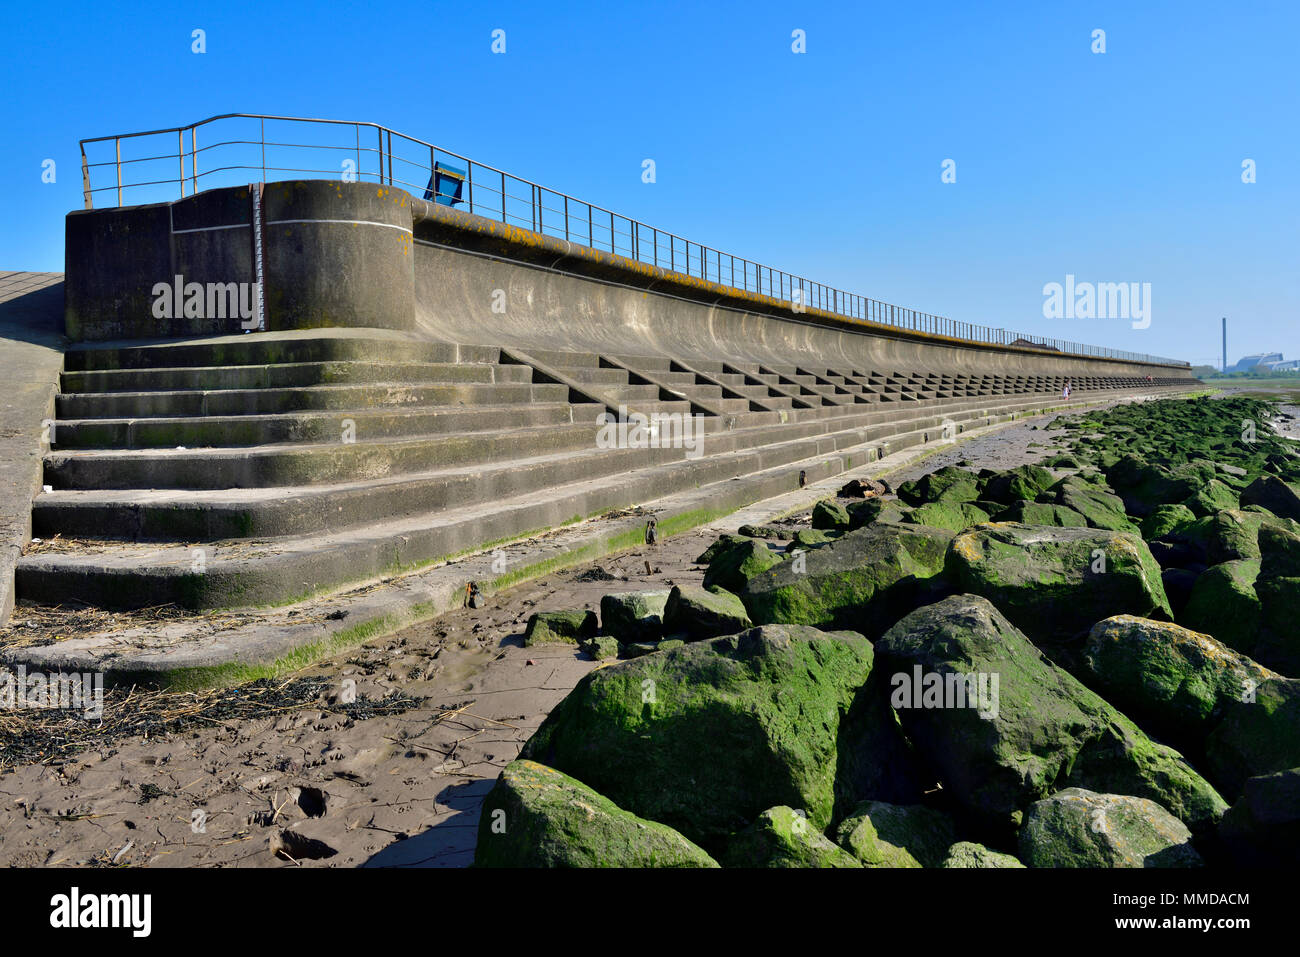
left=0, top=272, right=65, bottom=625
left=409, top=198, right=1191, bottom=380
left=65, top=182, right=416, bottom=339
left=64, top=179, right=1192, bottom=384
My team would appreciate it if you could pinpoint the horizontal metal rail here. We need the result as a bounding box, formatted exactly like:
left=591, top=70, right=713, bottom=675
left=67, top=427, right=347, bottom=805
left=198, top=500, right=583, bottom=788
left=78, top=113, right=1187, bottom=367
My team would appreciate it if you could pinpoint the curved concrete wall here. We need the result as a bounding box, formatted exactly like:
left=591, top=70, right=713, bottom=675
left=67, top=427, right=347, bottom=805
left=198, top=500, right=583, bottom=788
left=409, top=199, right=1192, bottom=379
left=65, top=181, right=415, bottom=340
left=63, top=180, right=1193, bottom=382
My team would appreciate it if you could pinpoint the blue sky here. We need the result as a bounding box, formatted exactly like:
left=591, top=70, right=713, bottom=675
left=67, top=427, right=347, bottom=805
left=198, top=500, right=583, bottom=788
left=3, top=0, right=1295, bottom=367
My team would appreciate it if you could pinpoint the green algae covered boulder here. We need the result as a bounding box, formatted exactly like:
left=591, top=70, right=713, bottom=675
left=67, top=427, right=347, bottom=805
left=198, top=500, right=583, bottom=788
left=792, top=528, right=840, bottom=548
left=1183, top=479, right=1241, bottom=517
left=1179, top=560, right=1262, bottom=657
left=940, top=841, right=1025, bottom=868
left=993, top=501, right=1089, bottom=527
left=720, top=806, right=862, bottom=868
left=1083, top=615, right=1276, bottom=741
left=980, top=465, right=1055, bottom=505
left=897, top=466, right=982, bottom=507
left=945, top=523, right=1172, bottom=643
left=1018, top=789, right=1203, bottom=868
left=474, top=760, right=719, bottom=867
left=739, top=522, right=953, bottom=638
left=1168, top=508, right=1300, bottom=566
left=1141, top=503, right=1197, bottom=541
left=812, top=498, right=851, bottom=530
left=874, top=595, right=1226, bottom=833
left=903, top=501, right=990, bottom=532
left=846, top=497, right=908, bottom=528
left=521, top=624, right=882, bottom=849
left=701, top=537, right=783, bottom=593
left=1051, top=475, right=1138, bottom=532
left=833, top=800, right=956, bottom=868
left=696, top=533, right=752, bottom=564
left=523, top=609, right=598, bottom=646
left=1240, top=474, right=1300, bottom=522
left=600, top=590, right=670, bottom=642
left=663, top=584, right=752, bottom=639
left=1205, top=677, right=1300, bottom=799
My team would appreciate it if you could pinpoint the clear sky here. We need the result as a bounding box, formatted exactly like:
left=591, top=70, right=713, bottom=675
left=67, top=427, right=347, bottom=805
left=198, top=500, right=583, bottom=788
left=3, top=0, right=1295, bottom=367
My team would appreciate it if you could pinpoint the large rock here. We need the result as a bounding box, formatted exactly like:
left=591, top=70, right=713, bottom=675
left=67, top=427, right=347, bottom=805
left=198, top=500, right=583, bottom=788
left=1180, top=560, right=1262, bottom=657
left=720, top=806, right=862, bottom=868
left=1104, top=456, right=1199, bottom=518
left=521, top=624, right=899, bottom=849
left=600, top=590, right=670, bottom=642
left=1241, top=474, right=1300, bottom=522
left=980, top=465, right=1055, bottom=505
left=833, top=800, right=957, bottom=867
left=1051, top=475, right=1139, bottom=532
left=847, top=497, right=908, bottom=528
left=993, top=501, right=1088, bottom=528
left=1204, top=677, right=1300, bottom=799
left=897, top=466, right=981, bottom=507
left=474, top=760, right=718, bottom=867
left=740, top=523, right=953, bottom=638
left=1140, top=504, right=1197, bottom=541
left=1218, top=768, right=1300, bottom=866
left=1018, top=789, right=1203, bottom=868
left=945, top=523, right=1172, bottom=643
left=903, top=501, right=990, bottom=532
left=523, top=609, right=598, bottom=646
left=874, top=595, right=1227, bottom=833
left=1168, top=508, right=1300, bottom=566
left=1083, top=616, right=1276, bottom=741
left=663, top=584, right=752, bottom=639
left=701, top=538, right=783, bottom=593
left=940, top=841, right=1025, bottom=868
left=1183, top=479, right=1240, bottom=517
left=1254, top=576, right=1300, bottom=676
left=812, top=499, right=851, bottom=530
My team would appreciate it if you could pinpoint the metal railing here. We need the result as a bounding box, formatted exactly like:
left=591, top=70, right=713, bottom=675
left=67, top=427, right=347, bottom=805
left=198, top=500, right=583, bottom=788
left=79, top=113, right=1188, bottom=367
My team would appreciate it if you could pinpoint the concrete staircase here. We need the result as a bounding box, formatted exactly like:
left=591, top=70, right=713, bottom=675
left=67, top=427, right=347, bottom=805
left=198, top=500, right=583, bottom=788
left=16, top=329, right=1194, bottom=612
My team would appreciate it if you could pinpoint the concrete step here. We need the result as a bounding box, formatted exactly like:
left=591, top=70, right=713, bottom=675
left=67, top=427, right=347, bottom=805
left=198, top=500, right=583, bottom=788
left=52, top=401, right=605, bottom=450
left=64, top=333, right=494, bottom=372
left=34, top=388, right=1091, bottom=541
left=57, top=381, right=572, bottom=419
left=60, top=360, right=533, bottom=394
left=17, top=410, right=993, bottom=610
left=44, top=420, right=609, bottom=490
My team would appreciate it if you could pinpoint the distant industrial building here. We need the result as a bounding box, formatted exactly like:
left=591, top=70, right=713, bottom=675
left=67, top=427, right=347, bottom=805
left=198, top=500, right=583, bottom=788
left=1227, top=352, right=1284, bottom=373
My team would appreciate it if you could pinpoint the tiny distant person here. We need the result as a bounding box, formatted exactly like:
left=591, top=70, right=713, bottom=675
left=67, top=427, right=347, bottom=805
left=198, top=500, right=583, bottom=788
left=1063, top=380, right=1071, bottom=401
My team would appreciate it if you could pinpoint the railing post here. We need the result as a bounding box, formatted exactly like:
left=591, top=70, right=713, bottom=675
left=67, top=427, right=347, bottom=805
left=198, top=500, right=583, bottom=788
left=81, top=148, right=92, bottom=209
left=115, top=137, right=122, bottom=206
left=178, top=130, right=185, bottom=198
left=260, top=117, right=266, bottom=181
left=191, top=127, right=198, bottom=195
